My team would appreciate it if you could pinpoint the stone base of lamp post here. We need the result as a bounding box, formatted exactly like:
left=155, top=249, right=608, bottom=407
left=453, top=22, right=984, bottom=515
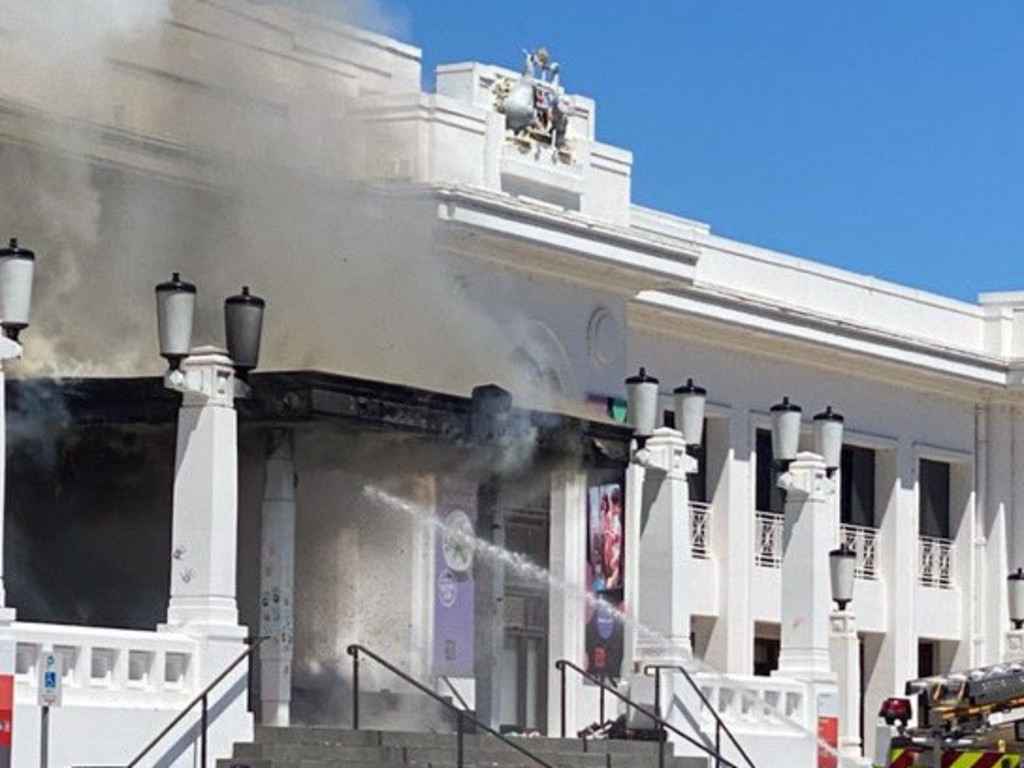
left=830, top=610, right=871, bottom=766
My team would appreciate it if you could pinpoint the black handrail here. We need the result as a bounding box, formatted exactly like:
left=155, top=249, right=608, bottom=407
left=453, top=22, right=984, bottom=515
left=555, top=658, right=741, bottom=768
left=346, top=644, right=554, bottom=768
left=126, top=636, right=267, bottom=768
left=644, top=663, right=759, bottom=768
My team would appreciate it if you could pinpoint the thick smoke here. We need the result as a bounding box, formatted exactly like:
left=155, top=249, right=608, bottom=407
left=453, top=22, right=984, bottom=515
left=0, top=0, right=552, bottom=406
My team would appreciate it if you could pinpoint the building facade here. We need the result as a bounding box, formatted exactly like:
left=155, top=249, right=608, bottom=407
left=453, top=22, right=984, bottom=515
left=1, top=1, right=1023, bottom=764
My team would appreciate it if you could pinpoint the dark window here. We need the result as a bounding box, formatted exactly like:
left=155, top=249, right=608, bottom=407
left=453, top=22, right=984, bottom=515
left=840, top=445, right=876, bottom=528
left=753, top=637, right=780, bottom=677
left=919, top=459, right=951, bottom=539
left=917, top=640, right=937, bottom=678
left=755, top=429, right=785, bottom=514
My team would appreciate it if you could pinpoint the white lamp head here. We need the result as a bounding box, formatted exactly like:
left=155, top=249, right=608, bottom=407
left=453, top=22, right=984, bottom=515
left=829, top=544, right=856, bottom=610
left=625, top=367, right=659, bottom=439
left=770, top=396, right=802, bottom=464
left=673, top=378, right=707, bottom=450
left=813, top=405, right=845, bottom=472
left=1009, top=568, right=1024, bottom=630
left=155, top=272, right=196, bottom=370
left=0, top=238, right=35, bottom=342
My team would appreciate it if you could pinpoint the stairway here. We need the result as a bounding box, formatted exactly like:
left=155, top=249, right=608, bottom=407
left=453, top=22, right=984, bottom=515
left=219, top=726, right=710, bottom=768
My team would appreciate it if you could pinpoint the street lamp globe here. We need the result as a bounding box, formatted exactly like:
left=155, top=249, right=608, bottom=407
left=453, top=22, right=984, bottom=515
left=154, top=272, right=196, bottom=370
left=770, top=396, right=802, bottom=465
left=625, top=367, right=659, bottom=440
left=1009, top=568, right=1024, bottom=630
left=829, top=544, right=856, bottom=611
left=673, top=378, right=706, bottom=450
left=224, top=285, right=265, bottom=379
left=0, top=238, right=35, bottom=342
left=813, top=406, right=844, bottom=473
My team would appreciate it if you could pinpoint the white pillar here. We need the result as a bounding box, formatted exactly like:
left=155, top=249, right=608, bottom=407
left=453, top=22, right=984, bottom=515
left=830, top=610, right=870, bottom=766
left=259, top=429, right=296, bottom=727
left=0, top=341, right=21, bottom=768
left=547, top=470, right=587, bottom=737
left=165, top=347, right=242, bottom=632
left=634, top=427, right=694, bottom=665
left=777, top=451, right=838, bottom=679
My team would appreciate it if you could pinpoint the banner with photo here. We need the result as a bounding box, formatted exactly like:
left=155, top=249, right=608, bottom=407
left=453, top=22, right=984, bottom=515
left=433, top=477, right=477, bottom=677
left=585, top=478, right=625, bottom=679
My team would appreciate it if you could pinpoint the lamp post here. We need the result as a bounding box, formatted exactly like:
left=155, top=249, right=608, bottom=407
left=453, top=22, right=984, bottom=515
left=771, top=398, right=848, bottom=761
left=1006, top=569, right=1024, bottom=661
left=829, top=543, right=869, bottom=764
left=0, top=237, right=34, bottom=768
left=156, top=272, right=264, bottom=635
left=623, top=368, right=705, bottom=741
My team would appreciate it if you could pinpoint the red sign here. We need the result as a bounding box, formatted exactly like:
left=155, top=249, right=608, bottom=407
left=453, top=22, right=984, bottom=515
left=817, top=715, right=838, bottom=768
left=0, top=673, right=13, bottom=747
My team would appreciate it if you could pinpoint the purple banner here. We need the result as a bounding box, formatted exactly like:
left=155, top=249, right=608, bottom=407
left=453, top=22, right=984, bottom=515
left=433, top=477, right=477, bottom=677
left=585, top=479, right=625, bottom=678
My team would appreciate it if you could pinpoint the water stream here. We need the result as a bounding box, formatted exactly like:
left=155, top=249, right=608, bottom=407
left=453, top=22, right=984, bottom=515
left=363, top=484, right=853, bottom=765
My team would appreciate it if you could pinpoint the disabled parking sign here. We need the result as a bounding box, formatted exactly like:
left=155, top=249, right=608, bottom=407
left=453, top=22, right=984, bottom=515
left=38, top=653, right=62, bottom=707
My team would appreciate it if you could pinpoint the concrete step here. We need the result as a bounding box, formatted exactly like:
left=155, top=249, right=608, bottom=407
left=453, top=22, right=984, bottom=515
left=239, top=726, right=710, bottom=768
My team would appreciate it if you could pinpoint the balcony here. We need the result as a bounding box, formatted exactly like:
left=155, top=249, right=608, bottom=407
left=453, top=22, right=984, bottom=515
left=918, top=535, right=954, bottom=589
left=840, top=523, right=879, bottom=580
left=755, top=511, right=784, bottom=569
left=690, top=501, right=711, bottom=559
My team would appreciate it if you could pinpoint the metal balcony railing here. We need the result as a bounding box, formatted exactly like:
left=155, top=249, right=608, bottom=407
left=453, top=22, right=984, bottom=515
left=840, top=523, right=879, bottom=580
left=919, top=535, right=954, bottom=589
left=690, top=501, right=711, bottom=559
left=754, top=511, right=784, bottom=569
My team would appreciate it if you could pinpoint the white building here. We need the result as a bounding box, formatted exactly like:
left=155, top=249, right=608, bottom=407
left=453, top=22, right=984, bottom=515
left=0, top=1, right=1021, bottom=765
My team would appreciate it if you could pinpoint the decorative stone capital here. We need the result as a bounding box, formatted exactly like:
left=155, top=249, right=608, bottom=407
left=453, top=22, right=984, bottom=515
left=1006, top=629, right=1024, bottom=661
left=778, top=451, right=835, bottom=502
left=164, top=345, right=240, bottom=407
left=631, top=427, right=696, bottom=478
left=829, top=610, right=857, bottom=637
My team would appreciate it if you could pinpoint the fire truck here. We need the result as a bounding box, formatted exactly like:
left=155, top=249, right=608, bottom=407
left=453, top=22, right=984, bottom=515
left=874, top=662, right=1024, bottom=767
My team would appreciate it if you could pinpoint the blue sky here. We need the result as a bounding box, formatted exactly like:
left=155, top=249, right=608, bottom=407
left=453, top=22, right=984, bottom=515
left=374, top=1, right=1024, bottom=304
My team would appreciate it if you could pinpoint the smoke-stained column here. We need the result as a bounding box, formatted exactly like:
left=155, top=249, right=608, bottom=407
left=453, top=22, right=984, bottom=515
left=474, top=478, right=504, bottom=729
left=259, top=430, right=296, bottom=726
left=164, top=347, right=243, bottom=633
left=547, top=470, right=587, bottom=736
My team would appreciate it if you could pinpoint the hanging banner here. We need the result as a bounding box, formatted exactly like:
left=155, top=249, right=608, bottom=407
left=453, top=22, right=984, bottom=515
left=433, top=477, right=477, bottom=677
left=816, top=691, right=839, bottom=768
left=585, top=478, right=625, bottom=679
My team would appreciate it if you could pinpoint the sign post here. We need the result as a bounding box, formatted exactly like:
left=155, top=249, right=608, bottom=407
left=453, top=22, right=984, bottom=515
left=37, top=652, right=62, bottom=768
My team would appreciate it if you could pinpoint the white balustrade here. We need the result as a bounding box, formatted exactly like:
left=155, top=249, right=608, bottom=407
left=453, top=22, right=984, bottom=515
left=690, top=501, right=711, bottom=559
left=754, top=511, right=784, bottom=569
left=12, top=622, right=198, bottom=708
left=691, top=671, right=809, bottom=734
left=918, top=536, right=954, bottom=589
left=840, top=523, right=879, bottom=580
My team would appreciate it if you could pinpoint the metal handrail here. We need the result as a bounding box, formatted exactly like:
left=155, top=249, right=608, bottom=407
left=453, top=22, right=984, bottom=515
left=554, top=658, right=740, bottom=768
left=346, top=644, right=554, bottom=768
left=643, top=664, right=758, bottom=768
left=127, top=635, right=267, bottom=768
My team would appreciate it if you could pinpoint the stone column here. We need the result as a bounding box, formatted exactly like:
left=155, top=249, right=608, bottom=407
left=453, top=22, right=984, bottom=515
left=830, top=609, right=870, bottom=766
left=159, top=346, right=252, bottom=758
left=259, top=430, right=296, bottom=726
left=547, top=470, right=587, bottom=736
left=1006, top=630, right=1024, bottom=662
left=777, top=451, right=838, bottom=679
left=165, top=347, right=243, bottom=633
left=634, top=427, right=694, bottom=665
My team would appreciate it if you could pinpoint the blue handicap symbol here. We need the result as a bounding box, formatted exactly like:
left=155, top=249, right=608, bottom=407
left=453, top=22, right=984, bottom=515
left=44, top=671, right=57, bottom=688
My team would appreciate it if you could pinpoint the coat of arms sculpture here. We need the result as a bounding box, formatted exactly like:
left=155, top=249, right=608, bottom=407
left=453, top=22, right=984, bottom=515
left=493, top=47, right=573, bottom=164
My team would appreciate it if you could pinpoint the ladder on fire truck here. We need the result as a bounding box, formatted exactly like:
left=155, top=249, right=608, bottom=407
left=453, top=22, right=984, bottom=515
left=875, top=662, right=1024, bottom=767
